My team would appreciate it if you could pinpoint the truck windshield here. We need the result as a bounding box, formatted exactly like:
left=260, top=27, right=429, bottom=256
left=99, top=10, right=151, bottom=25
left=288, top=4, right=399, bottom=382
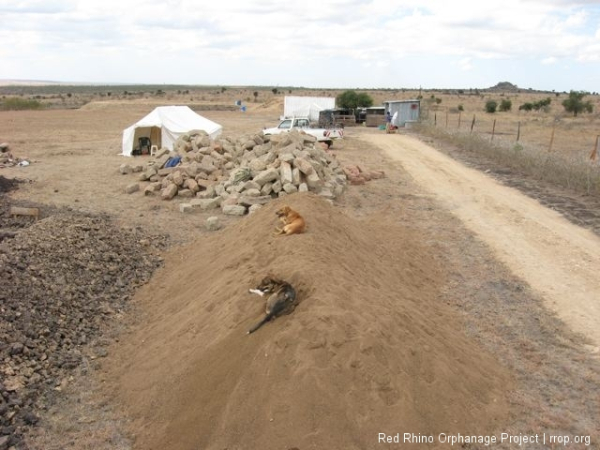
left=279, top=120, right=292, bottom=129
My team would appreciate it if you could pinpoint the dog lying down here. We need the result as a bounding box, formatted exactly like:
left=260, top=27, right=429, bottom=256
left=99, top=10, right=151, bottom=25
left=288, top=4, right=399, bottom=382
left=247, top=277, right=298, bottom=334
left=274, top=206, right=305, bottom=236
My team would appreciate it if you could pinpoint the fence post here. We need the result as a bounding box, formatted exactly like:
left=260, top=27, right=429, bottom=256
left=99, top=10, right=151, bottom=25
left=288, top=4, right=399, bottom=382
left=458, top=112, right=462, bottom=129
left=491, top=119, right=496, bottom=141
left=470, top=115, right=476, bottom=133
left=516, top=121, right=521, bottom=142
left=434, top=113, right=437, bottom=127
left=445, top=110, right=449, bottom=128
left=548, top=122, right=556, bottom=152
left=591, top=135, right=599, bottom=161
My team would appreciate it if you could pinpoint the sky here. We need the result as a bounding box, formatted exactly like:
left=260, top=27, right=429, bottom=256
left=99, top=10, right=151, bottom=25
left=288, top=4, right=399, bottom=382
left=2, top=0, right=600, bottom=92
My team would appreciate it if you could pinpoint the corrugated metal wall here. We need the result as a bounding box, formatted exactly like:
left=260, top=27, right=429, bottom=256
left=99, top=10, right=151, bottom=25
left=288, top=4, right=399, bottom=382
left=385, top=100, right=420, bottom=127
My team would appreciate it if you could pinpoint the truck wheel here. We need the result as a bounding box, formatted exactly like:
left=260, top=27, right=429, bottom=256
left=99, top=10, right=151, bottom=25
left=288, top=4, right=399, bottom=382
left=324, top=141, right=332, bottom=149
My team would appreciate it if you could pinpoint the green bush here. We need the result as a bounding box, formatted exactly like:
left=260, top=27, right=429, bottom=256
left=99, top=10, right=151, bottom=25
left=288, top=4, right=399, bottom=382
left=499, top=99, right=512, bottom=112
left=0, top=97, right=44, bottom=111
left=485, top=100, right=498, bottom=113
left=562, top=91, right=593, bottom=116
left=336, top=90, right=374, bottom=109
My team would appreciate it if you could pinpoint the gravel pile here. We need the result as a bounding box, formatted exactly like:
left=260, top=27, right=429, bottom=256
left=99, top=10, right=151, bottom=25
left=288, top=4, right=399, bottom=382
left=0, top=209, right=167, bottom=449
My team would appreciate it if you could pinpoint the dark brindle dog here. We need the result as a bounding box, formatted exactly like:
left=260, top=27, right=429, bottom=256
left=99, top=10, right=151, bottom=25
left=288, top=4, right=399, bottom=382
left=247, top=277, right=297, bottom=334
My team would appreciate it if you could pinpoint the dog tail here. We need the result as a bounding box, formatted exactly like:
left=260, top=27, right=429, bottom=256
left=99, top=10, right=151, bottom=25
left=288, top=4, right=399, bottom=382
left=247, top=314, right=272, bottom=334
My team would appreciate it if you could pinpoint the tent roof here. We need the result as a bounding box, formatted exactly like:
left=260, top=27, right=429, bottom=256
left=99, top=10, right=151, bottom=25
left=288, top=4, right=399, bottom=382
left=121, top=105, right=222, bottom=156
left=129, top=105, right=222, bottom=134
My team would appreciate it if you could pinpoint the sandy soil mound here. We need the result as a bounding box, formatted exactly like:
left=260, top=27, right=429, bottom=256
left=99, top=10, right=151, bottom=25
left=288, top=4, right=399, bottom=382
left=105, top=193, right=511, bottom=450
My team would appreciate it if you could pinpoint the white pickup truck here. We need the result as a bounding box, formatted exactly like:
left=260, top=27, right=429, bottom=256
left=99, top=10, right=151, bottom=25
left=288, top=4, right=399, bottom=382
left=263, top=117, right=343, bottom=148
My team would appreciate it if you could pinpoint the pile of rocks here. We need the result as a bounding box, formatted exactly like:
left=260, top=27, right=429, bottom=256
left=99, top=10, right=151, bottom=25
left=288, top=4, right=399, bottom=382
left=119, top=130, right=347, bottom=215
left=342, top=165, right=386, bottom=185
left=0, top=211, right=167, bottom=449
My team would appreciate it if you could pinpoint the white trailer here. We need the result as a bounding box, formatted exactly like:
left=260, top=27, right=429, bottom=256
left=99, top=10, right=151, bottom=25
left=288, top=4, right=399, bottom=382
left=283, top=96, right=336, bottom=122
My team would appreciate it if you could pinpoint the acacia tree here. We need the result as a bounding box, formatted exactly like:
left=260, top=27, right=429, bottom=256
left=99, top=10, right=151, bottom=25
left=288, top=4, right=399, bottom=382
left=562, top=91, right=593, bottom=116
left=336, top=90, right=374, bottom=109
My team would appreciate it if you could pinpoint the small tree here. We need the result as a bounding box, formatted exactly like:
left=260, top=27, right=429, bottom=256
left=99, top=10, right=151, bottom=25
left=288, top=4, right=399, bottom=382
left=253, top=91, right=258, bottom=102
left=499, top=99, right=512, bottom=112
left=336, top=90, right=373, bottom=109
left=485, top=100, right=498, bottom=113
left=562, top=91, right=593, bottom=116
left=272, top=88, right=278, bottom=95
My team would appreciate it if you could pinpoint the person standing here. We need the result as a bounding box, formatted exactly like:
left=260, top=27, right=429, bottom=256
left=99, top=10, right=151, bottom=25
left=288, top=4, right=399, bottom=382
left=385, top=110, right=392, bottom=133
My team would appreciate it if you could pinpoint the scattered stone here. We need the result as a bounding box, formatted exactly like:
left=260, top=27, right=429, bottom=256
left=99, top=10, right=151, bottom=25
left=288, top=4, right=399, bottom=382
left=125, top=183, right=140, bottom=194
left=119, top=164, right=133, bottom=175
left=222, top=204, right=247, bottom=216
left=205, top=216, right=222, bottom=231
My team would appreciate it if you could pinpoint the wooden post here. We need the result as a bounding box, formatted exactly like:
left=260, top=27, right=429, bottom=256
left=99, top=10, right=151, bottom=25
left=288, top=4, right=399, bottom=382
left=591, top=135, right=599, bottom=161
left=491, top=119, right=496, bottom=141
left=470, top=115, right=476, bottom=133
left=548, top=122, right=556, bottom=152
left=458, top=112, right=462, bottom=129
left=516, top=121, right=521, bottom=142
left=445, top=110, right=449, bottom=128
left=434, top=113, right=437, bottom=126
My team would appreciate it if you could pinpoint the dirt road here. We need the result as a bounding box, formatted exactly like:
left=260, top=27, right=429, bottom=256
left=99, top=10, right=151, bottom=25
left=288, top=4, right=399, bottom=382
left=365, top=133, right=600, bottom=350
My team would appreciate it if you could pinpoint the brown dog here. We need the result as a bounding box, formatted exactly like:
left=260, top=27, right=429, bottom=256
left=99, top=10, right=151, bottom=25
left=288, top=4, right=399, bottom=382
left=274, top=206, right=305, bottom=236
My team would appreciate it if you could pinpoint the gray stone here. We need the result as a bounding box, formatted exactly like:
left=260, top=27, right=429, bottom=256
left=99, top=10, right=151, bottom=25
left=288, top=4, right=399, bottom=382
left=279, top=153, right=295, bottom=163
left=238, top=195, right=272, bottom=207
left=222, top=204, right=247, bottom=216
left=280, top=161, right=293, bottom=185
left=253, top=168, right=279, bottom=186
left=205, top=216, right=222, bottom=231
left=161, top=183, right=178, bottom=200
left=190, top=197, right=222, bottom=210
left=144, top=182, right=162, bottom=195
left=293, top=157, right=314, bottom=175
left=125, top=183, right=140, bottom=194
left=119, top=164, right=133, bottom=174
left=283, top=183, right=298, bottom=194
left=179, top=203, right=194, bottom=214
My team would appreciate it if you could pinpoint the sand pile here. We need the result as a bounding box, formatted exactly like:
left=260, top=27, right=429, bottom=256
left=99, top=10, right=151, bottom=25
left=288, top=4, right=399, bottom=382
left=105, top=193, right=511, bottom=450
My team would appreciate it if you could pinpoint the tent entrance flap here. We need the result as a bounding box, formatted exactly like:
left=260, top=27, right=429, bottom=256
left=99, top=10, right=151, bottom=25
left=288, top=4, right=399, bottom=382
left=133, top=127, right=161, bottom=152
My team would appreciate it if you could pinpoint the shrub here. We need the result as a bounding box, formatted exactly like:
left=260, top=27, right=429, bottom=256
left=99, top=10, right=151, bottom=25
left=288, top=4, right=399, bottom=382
left=458, top=104, right=464, bottom=111
left=499, top=99, right=512, bottom=112
left=0, top=97, right=44, bottom=111
left=519, top=103, right=533, bottom=112
left=485, top=100, right=498, bottom=113
left=562, top=91, right=593, bottom=116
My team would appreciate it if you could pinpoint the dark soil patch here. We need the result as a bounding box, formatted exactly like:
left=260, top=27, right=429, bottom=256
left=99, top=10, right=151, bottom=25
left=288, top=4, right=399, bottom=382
left=0, top=196, right=169, bottom=449
left=0, top=176, right=20, bottom=194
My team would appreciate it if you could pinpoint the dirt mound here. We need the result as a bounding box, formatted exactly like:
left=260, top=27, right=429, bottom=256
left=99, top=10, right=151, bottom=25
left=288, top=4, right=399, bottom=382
left=105, top=193, right=511, bottom=450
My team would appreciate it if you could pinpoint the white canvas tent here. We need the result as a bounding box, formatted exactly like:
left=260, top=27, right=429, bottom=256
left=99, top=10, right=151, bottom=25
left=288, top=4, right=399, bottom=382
left=121, top=106, right=222, bottom=156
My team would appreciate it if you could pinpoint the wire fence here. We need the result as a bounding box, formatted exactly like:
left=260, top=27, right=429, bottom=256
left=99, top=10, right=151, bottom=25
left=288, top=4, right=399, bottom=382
left=416, top=110, right=600, bottom=196
left=425, top=110, right=600, bottom=162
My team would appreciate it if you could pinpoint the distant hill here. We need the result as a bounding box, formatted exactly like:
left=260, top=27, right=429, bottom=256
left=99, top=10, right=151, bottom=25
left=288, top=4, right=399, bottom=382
left=488, top=81, right=520, bottom=92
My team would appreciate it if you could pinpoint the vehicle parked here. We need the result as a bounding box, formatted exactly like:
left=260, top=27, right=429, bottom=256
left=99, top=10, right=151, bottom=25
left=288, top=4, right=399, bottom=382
left=263, top=117, right=343, bottom=148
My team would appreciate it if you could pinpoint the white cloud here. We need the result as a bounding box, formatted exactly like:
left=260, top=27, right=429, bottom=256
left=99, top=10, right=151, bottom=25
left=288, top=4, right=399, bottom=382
left=1, top=0, right=600, bottom=90
left=542, top=56, right=558, bottom=64
left=458, top=58, right=474, bottom=71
